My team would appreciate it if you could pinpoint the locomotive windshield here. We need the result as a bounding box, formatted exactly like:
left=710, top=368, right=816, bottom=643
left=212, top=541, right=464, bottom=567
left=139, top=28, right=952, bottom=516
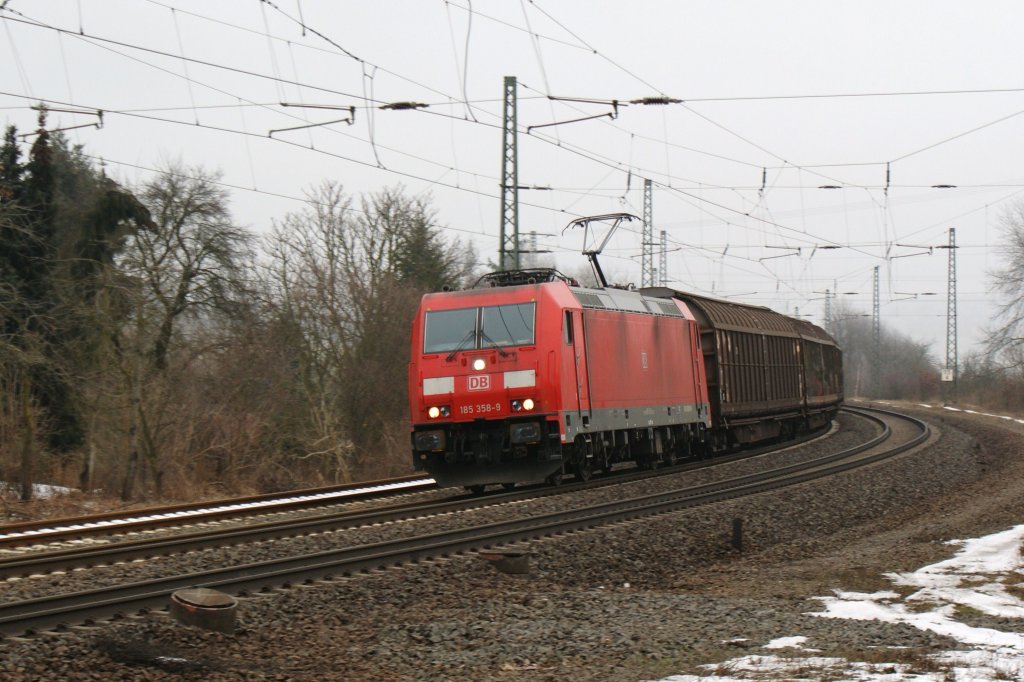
left=423, top=302, right=535, bottom=354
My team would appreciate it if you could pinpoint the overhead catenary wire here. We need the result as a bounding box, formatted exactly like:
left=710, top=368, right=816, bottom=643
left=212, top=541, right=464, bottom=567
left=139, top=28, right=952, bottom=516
left=0, top=3, right=1009, bottom=320
left=6, top=6, right=749, bottom=205
left=0, top=12, right=379, bottom=105
left=171, top=7, right=200, bottom=125
left=0, top=13, right=999, bottom=333
left=2, top=14, right=33, bottom=98
left=85, top=153, right=505, bottom=241
left=0, top=88, right=476, bottom=182
left=0, top=83, right=995, bottom=292
left=0, top=3, right=991, bottom=260
left=0, top=91, right=540, bottom=216
left=443, top=0, right=478, bottom=122
left=890, top=105, right=1024, bottom=163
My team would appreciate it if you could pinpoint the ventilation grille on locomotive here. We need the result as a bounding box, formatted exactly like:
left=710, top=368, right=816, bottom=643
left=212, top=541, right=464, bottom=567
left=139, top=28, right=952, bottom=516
left=575, top=292, right=607, bottom=308
left=650, top=300, right=683, bottom=316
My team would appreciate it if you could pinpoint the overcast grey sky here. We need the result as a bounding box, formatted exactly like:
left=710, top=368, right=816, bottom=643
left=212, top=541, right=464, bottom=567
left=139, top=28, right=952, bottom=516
left=3, top=1, right=1023, bottom=357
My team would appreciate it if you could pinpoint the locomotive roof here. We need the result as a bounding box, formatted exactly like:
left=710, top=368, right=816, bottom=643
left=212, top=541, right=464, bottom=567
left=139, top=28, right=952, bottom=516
left=569, top=285, right=686, bottom=318
left=428, top=272, right=688, bottom=319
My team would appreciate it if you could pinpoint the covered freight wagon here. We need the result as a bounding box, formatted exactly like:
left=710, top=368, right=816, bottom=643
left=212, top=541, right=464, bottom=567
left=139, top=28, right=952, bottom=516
left=641, top=288, right=843, bottom=447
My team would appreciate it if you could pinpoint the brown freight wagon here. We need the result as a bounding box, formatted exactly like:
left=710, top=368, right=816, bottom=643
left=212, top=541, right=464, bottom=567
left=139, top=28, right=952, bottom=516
left=642, top=288, right=843, bottom=449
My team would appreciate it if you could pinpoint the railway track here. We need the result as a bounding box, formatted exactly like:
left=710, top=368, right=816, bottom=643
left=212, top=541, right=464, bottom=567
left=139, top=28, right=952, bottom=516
left=0, top=406, right=924, bottom=638
left=0, top=411, right=847, bottom=569
left=0, top=416, right=840, bottom=577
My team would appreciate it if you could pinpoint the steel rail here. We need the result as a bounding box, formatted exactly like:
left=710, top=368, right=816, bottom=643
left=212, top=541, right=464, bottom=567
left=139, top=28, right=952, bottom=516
left=0, top=475, right=436, bottom=548
left=0, top=417, right=844, bottom=578
left=0, top=406, right=924, bottom=638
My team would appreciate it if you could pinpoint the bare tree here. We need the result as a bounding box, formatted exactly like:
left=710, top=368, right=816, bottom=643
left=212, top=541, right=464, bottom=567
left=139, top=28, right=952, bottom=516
left=258, top=182, right=472, bottom=481
left=829, top=299, right=939, bottom=400
left=988, top=201, right=1024, bottom=366
left=116, top=162, right=252, bottom=499
left=258, top=182, right=365, bottom=482
left=130, top=163, right=251, bottom=371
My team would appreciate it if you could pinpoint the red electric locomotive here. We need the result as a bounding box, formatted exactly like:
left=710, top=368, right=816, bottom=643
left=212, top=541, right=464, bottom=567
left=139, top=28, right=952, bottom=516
left=408, top=268, right=712, bottom=491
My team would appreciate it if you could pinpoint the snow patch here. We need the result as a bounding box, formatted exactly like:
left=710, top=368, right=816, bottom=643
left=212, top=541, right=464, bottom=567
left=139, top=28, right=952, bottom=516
left=763, top=635, right=808, bottom=649
left=0, top=482, right=75, bottom=500
left=648, top=524, right=1024, bottom=681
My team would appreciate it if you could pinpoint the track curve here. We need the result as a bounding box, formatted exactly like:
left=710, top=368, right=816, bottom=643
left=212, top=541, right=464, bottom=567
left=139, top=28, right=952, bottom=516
left=0, top=406, right=925, bottom=638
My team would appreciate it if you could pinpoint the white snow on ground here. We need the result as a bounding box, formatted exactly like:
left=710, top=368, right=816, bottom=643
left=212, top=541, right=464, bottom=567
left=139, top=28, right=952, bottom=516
left=902, top=402, right=1024, bottom=426
left=0, top=482, right=74, bottom=500
left=648, top=524, right=1024, bottom=681
left=762, top=636, right=809, bottom=650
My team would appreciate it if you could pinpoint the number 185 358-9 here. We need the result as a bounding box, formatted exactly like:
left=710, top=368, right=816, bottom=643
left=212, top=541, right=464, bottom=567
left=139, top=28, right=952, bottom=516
left=459, top=403, right=502, bottom=415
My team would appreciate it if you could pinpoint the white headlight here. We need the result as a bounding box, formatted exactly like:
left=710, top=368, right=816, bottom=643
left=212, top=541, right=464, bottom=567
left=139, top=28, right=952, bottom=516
left=473, top=358, right=486, bottom=371
left=428, top=406, right=441, bottom=419
left=523, top=398, right=535, bottom=411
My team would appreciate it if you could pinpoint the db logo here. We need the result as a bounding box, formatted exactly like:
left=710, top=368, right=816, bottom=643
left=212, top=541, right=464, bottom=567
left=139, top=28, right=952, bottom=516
left=468, top=375, right=490, bottom=391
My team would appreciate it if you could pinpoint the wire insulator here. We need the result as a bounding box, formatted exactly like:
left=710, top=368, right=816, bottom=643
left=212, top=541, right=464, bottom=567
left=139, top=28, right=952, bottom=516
left=629, top=96, right=682, bottom=105
left=380, top=101, right=428, bottom=110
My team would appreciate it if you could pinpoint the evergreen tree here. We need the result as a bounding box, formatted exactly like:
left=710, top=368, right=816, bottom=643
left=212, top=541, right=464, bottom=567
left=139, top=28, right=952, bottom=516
left=0, top=110, right=153, bottom=460
left=0, top=125, right=22, bottom=204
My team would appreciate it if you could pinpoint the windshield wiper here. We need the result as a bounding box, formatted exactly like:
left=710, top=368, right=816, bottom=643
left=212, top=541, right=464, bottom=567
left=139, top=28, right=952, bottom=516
left=445, top=330, right=476, bottom=362
left=479, top=330, right=512, bottom=357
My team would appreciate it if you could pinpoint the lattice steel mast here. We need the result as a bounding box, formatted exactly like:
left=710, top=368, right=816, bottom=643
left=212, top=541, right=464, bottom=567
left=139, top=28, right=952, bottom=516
left=659, top=230, right=667, bottom=286
left=641, top=179, right=654, bottom=286
left=824, top=288, right=832, bottom=332
left=945, top=227, right=958, bottom=404
left=872, top=265, right=881, bottom=398
left=499, top=76, right=519, bottom=270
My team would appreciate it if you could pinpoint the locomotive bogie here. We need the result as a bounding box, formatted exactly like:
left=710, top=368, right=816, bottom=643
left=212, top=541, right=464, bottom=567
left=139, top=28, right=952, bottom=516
left=412, top=418, right=565, bottom=488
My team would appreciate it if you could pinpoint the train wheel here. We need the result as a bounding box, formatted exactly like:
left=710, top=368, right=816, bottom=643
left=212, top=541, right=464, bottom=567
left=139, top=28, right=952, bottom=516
left=545, top=472, right=563, bottom=486
left=573, top=459, right=593, bottom=483
left=466, top=484, right=486, bottom=495
left=501, top=482, right=516, bottom=491
left=638, top=455, right=657, bottom=471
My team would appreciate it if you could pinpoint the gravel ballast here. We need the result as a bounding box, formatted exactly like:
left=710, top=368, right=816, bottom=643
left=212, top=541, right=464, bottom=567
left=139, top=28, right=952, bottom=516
left=1, top=404, right=1021, bottom=681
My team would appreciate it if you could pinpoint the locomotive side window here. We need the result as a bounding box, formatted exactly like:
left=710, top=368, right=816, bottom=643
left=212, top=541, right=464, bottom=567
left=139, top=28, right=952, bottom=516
left=564, top=310, right=573, bottom=344
left=423, top=307, right=478, bottom=353
left=481, top=303, right=536, bottom=347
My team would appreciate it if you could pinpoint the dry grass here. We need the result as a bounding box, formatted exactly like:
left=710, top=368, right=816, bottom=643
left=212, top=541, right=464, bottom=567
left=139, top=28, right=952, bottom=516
left=850, top=646, right=949, bottom=672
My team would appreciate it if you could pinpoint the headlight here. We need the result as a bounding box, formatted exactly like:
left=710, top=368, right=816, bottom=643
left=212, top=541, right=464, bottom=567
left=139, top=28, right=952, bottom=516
left=511, top=399, right=535, bottom=412
left=428, top=406, right=450, bottom=419
left=473, top=358, right=486, bottom=371
left=522, top=398, right=535, bottom=411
